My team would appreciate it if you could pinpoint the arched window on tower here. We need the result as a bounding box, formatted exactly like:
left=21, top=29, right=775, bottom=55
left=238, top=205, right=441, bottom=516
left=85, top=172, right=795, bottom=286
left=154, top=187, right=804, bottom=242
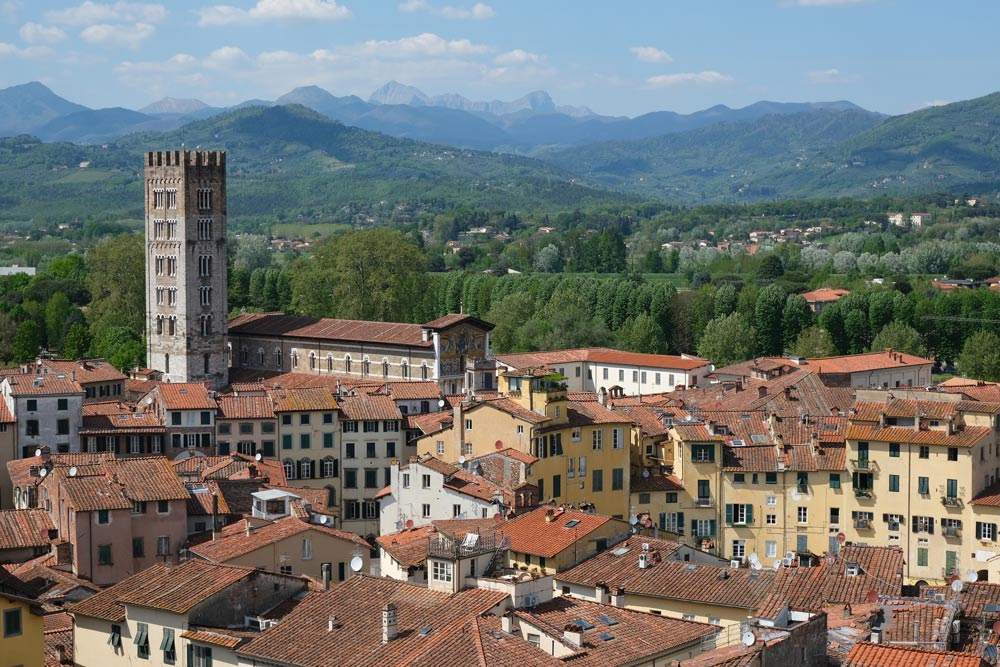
left=309, top=353, right=316, bottom=370
left=344, top=355, right=352, bottom=374
left=362, top=357, right=370, bottom=376
left=274, top=349, right=282, bottom=369
left=258, top=348, right=265, bottom=366
left=240, top=346, right=248, bottom=366
left=326, top=355, right=333, bottom=372
left=421, top=362, right=428, bottom=380
left=168, top=317, right=176, bottom=336
left=201, top=315, right=212, bottom=336
left=291, top=350, right=299, bottom=368
left=156, top=316, right=163, bottom=336
left=164, top=354, right=170, bottom=374
left=401, top=360, right=409, bottom=379
left=204, top=354, right=210, bottom=375
left=382, top=359, right=389, bottom=378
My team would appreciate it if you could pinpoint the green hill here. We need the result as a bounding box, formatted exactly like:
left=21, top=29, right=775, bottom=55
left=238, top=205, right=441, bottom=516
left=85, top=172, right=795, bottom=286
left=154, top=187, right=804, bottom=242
left=0, top=104, right=632, bottom=227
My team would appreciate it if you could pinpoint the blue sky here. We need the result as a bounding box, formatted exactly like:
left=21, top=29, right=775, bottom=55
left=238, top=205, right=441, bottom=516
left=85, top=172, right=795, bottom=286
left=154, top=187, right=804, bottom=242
left=0, top=0, right=997, bottom=117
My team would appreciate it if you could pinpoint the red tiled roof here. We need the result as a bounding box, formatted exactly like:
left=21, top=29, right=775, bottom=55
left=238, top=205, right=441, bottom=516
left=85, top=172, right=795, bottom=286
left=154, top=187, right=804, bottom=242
left=844, top=644, right=980, bottom=667
left=807, top=349, right=934, bottom=374
left=3, top=375, right=83, bottom=395
left=556, top=537, right=775, bottom=611
left=800, top=288, right=850, bottom=303
left=217, top=395, right=276, bottom=420
left=49, top=456, right=188, bottom=511
left=630, top=472, right=683, bottom=493
left=3, top=553, right=99, bottom=603
left=228, top=312, right=434, bottom=347
left=498, top=348, right=709, bottom=371
left=502, top=506, right=621, bottom=558
left=268, top=387, right=338, bottom=412
left=81, top=410, right=164, bottom=434
left=423, top=313, right=494, bottom=331
left=7, top=453, right=113, bottom=488
left=338, top=392, right=401, bottom=420
left=473, top=397, right=550, bottom=425
left=181, top=628, right=248, bottom=649
left=40, top=359, right=127, bottom=384
left=377, top=524, right=438, bottom=568
left=971, top=480, right=1000, bottom=506
left=409, top=410, right=453, bottom=435
left=370, top=381, right=442, bottom=401
left=0, top=399, right=12, bottom=424
left=153, top=383, right=218, bottom=410
left=852, top=398, right=960, bottom=422
left=0, top=509, right=54, bottom=550
left=846, top=423, right=990, bottom=448
left=189, top=516, right=366, bottom=562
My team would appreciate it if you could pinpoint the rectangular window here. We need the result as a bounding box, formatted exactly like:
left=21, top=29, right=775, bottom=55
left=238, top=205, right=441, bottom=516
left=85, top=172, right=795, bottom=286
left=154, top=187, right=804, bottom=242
left=422, top=474, right=431, bottom=489
left=432, top=560, right=453, bottom=583
left=156, top=536, right=170, bottom=556
left=300, top=414, right=311, bottom=426
left=97, top=509, right=109, bottom=524
left=282, top=434, right=292, bottom=450
left=366, top=442, right=376, bottom=458
left=364, top=469, right=378, bottom=488
left=343, top=421, right=358, bottom=432
left=797, top=507, right=808, bottom=523
left=57, top=398, right=68, bottom=411
left=132, top=537, right=144, bottom=558
left=918, top=477, right=929, bottom=495
left=691, top=444, right=714, bottom=462
left=363, top=420, right=379, bottom=433
left=592, top=469, right=603, bottom=492
left=977, top=522, right=998, bottom=541
left=612, top=467, right=624, bottom=491
left=422, top=503, right=431, bottom=518
left=300, top=433, right=311, bottom=449
left=917, top=548, right=928, bottom=567
left=592, top=430, right=603, bottom=450
left=638, top=493, right=650, bottom=504
left=191, top=646, right=212, bottom=667
left=830, top=473, right=841, bottom=489
left=919, top=446, right=930, bottom=459
left=3, top=608, right=22, bottom=638
left=402, top=473, right=410, bottom=488
left=766, top=514, right=776, bottom=525
left=948, top=447, right=958, bottom=461
left=323, top=433, right=334, bottom=448
left=889, top=442, right=900, bottom=457
left=132, top=501, right=147, bottom=514
left=830, top=507, right=841, bottom=524
left=612, top=428, right=624, bottom=449
left=344, top=469, right=357, bottom=488
left=200, top=411, right=211, bottom=425
left=135, top=621, right=150, bottom=659
left=765, top=472, right=777, bottom=484
left=98, top=543, right=113, bottom=565
left=889, top=474, right=900, bottom=492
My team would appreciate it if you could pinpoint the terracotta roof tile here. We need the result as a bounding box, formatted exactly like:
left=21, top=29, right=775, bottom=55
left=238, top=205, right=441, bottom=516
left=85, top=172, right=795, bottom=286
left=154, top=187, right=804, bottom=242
left=189, top=516, right=366, bottom=562
left=268, top=387, right=338, bottom=413
left=217, top=395, right=276, bottom=420
left=557, top=537, right=775, bottom=611
left=473, top=397, right=550, bottom=425
left=228, top=312, right=434, bottom=347
left=409, top=410, right=453, bottom=435
left=846, top=423, right=990, bottom=448
left=801, top=288, right=850, bottom=303
left=498, top=348, right=709, bottom=371
left=40, top=359, right=127, bottom=384
left=377, top=519, right=501, bottom=569
left=501, top=506, right=621, bottom=559
left=3, top=375, right=83, bottom=396
left=630, top=472, right=684, bottom=493
left=108, top=560, right=265, bottom=615
left=180, top=628, right=246, bottom=649
left=0, top=509, right=54, bottom=550
left=152, top=383, right=218, bottom=410
left=338, top=392, right=401, bottom=420
left=844, top=643, right=980, bottom=667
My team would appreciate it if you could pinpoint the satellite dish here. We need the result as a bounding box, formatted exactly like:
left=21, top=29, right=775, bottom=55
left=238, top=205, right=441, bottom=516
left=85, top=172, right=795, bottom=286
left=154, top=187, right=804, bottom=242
left=395, top=520, right=403, bottom=530
left=145, top=396, right=153, bottom=405
left=968, top=570, right=980, bottom=583
left=437, top=399, right=446, bottom=408
left=405, top=519, right=414, bottom=529
left=642, top=469, right=650, bottom=478
left=349, top=556, right=364, bottom=573
left=39, top=467, right=48, bottom=478
left=68, top=467, right=78, bottom=478
left=741, top=631, right=756, bottom=647
left=255, top=452, right=263, bottom=461
left=317, top=516, right=328, bottom=525
left=34, top=448, right=42, bottom=457
left=983, top=644, right=998, bottom=664
left=952, top=579, right=965, bottom=593
left=458, top=456, right=466, bottom=464
left=992, top=619, right=1000, bottom=635
left=629, top=515, right=639, bottom=525
left=751, top=561, right=762, bottom=571
left=773, top=560, right=782, bottom=570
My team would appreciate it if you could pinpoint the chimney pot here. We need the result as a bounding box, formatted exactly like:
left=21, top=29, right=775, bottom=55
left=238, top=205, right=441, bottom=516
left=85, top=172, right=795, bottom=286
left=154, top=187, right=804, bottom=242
left=382, top=603, right=399, bottom=643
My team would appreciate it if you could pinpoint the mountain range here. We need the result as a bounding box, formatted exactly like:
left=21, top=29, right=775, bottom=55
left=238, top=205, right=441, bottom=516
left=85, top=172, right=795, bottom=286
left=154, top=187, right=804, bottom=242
left=0, top=80, right=875, bottom=153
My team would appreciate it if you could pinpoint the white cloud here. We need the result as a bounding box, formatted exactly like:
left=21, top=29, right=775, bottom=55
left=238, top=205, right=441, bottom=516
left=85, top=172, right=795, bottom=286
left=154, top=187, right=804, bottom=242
left=203, top=46, right=254, bottom=71
left=2, top=1, right=23, bottom=22
left=80, top=22, right=155, bottom=49
left=19, top=22, right=67, bottom=44
left=629, top=46, right=671, bottom=64
left=357, top=33, right=491, bottom=59
left=646, top=71, right=732, bottom=87
left=919, top=99, right=949, bottom=108
left=0, top=41, right=55, bottom=58
left=807, top=67, right=842, bottom=83
left=114, top=52, right=198, bottom=75
left=196, top=0, right=350, bottom=27
left=399, top=0, right=494, bottom=19
left=45, top=1, right=167, bottom=26
left=494, top=49, right=541, bottom=66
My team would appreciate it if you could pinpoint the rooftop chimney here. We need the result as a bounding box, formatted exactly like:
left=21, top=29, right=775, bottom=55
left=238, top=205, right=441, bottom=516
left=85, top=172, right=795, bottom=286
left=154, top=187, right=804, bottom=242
left=321, top=563, right=331, bottom=590
left=211, top=494, right=220, bottom=540
left=245, top=518, right=252, bottom=537
left=611, top=587, right=625, bottom=607
left=328, top=615, right=341, bottom=631
left=758, top=386, right=768, bottom=399
left=501, top=611, right=514, bottom=634
left=594, top=582, right=610, bottom=604
left=563, top=623, right=584, bottom=647
left=382, top=603, right=398, bottom=643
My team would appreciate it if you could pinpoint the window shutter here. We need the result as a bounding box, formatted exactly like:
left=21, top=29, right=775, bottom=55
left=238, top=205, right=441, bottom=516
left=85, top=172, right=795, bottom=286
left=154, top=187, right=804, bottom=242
left=310, top=460, right=316, bottom=479
left=852, top=472, right=859, bottom=488
left=746, top=505, right=754, bottom=525
left=928, top=518, right=934, bottom=535
left=709, top=519, right=717, bottom=537
left=725, top=504, right=733, bottom=525
left=659, top=513, right=666, bottom=530
left=206, top=647, right=213, bottom=667
left=993, top=524, right=998, bottom=541
left=912, top=516, right=918, bottom=533
left=691, top=519, right=697, bottom=535
left=187, top=644, right=193, bottom=666
left=882, top=513, right=889, bottom=523
left=678, top=512, right=684, bottom=534
left=977, top=522, right=984, bottom=540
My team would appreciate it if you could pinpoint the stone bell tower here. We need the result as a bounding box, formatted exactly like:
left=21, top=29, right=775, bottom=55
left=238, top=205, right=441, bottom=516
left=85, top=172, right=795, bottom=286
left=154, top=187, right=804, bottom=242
left=144, top=150, right=229, bottom=388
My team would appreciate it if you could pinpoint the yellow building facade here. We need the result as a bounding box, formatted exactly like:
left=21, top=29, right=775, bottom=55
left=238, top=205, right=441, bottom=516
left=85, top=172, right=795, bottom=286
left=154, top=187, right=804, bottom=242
left=0, top=592, right=43, bottom=667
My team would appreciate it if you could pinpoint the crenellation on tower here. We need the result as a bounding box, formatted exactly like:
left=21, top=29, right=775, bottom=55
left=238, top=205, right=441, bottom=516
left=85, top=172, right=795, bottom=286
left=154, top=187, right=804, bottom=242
left=144, top=149, right=229, bottom=389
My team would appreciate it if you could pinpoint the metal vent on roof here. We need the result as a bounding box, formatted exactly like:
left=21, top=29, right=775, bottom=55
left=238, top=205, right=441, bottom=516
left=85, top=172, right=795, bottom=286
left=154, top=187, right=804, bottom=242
left=178, top=389, right=187, bottom=394
left=749, top=572, right=760, bottom=580
left=573, top=619, right=595, bottom=631
left=611, top=547, right=630, bottom=557
left=599, top=632, right=615, bottom=642
left=596, top=615, right=618, bottom=626
left=418, top=627, right=432, bottom=637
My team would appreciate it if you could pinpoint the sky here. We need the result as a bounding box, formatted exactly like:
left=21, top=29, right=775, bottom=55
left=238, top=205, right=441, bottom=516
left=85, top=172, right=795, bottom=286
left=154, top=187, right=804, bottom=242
left=1, top=0, right=998, bottom=118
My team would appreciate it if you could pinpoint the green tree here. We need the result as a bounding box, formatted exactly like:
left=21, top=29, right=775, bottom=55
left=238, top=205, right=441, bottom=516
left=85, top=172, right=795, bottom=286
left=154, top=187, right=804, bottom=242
left=85, top=234, right=144, bottom=337
left=533, top=244, right=562, bottom=273
left=0, top=313, right=17, bottom=362
left=782, top=294, right=814, bottom=349
left=12, top=321, right=42, bottom=363
left=291, top=229, right=427, bottom=322
left=714, top=283, right=739, bottom=318
left=62, top=322, right=91, bottom=360
left=697, top=313, right=756, bottom=367
left=617, top=314, right=665, bottom=354
left=232, top=234, right=272, bottom=272
left=757, top=254, right=784, bottom=280
left=870, top=321, right=927, bottom=357
left=486, top=292, right=536, bottom=353
left=790, top=326, right=838, bottom=358
left=956, top=331, right=1000, bottom=382
left=754, top=285, right=786, bottom=356
left=641, top=249, right=664, bottom=273
left=45, top=292, right=74, bottom=351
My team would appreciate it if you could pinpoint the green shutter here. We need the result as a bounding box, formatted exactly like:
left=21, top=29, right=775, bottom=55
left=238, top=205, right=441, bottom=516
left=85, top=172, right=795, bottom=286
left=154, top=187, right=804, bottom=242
left=187, top=644, right=193, bottom=666
left=725, top=504, right=733, bottom=525
left=709, top=520, right=717, bottom=537
left=205, top=647, right=212, bottom=667
left=745, top=505, right=754, bottom=525
left=677, top=512, right=684, bottom=534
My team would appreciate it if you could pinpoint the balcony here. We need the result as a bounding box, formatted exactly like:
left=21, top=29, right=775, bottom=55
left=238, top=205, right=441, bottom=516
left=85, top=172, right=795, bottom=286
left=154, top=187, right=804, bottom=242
left=696, top=497, right=713, bottom=508
left=943, top=526, right=962, bottom=538
left=427, top=531, right=509, bottom=560
left=854, top=518, right=873, bottom=530
left=854, top=488, right=875, bottom=500
left=850, top=459, right=879, bottom=472
left=941, top=496, right=963, bottom=508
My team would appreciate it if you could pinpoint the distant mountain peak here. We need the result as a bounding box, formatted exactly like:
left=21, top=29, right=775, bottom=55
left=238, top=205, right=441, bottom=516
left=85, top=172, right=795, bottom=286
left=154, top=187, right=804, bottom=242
left=369, top=81, right=430, bottom=106
left=139, top=97, right=209, bottom=115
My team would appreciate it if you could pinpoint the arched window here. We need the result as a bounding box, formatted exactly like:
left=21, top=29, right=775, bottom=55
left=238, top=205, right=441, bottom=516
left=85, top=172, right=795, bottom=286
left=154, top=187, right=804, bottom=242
left=164, top=353, right=170, bottom=374
left=201, top=315, right=212, bottom=336
left=291, top=350, right=299, bottom=368
left=204, top=354, right=210, bottom=374
left=344, top=355, right=352, bottom=374
left=326, top=355, right=333, bottom=372
left=240, top=346, right=248, bottom=366
left=362, top=357, right=370, bottom=376
left=274, top=349, right=282, bottom=369
left=283, top=459, right=295, bottom=480
left=421, top=362, right=428, bottom=380
left=156, top=316, right=163, bottom=336
left=401, top=360, right=409, bottom=379
left=382, top=359, right=389, bottom=377
left=168, top=317, right=176, bottom=336
left=322, top=457, right=337, bottom=478
left=309, top=353, right=316, bottom=370
left=258, top=348, right=265, bottom=366
left=299, top=458, right=312, bottom=480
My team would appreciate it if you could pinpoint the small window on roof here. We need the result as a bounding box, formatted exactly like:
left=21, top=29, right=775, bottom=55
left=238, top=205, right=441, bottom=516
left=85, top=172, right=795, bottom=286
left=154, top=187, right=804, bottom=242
left=573, top=619, right=595, bottom=630
left=565, top=519, right=580, bottom=528
left=596, top=615, right=618, bottom=626
left=599, top=632, right=615, bottom=641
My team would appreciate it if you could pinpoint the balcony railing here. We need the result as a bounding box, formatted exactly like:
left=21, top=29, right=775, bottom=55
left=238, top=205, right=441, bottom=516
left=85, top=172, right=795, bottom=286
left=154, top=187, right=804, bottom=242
left=854, top=518, right=872, bottom=530
left=427, top=531, right=509, bottom=560
left=696, top=497, right=713, bottom=508
left=854, top=489, right=875, bottom=499
left=943, top=526, right=962, bottom=538
left=850, top=459, right=879, bottom=472
left=941, top=496, right=963, bottom=508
